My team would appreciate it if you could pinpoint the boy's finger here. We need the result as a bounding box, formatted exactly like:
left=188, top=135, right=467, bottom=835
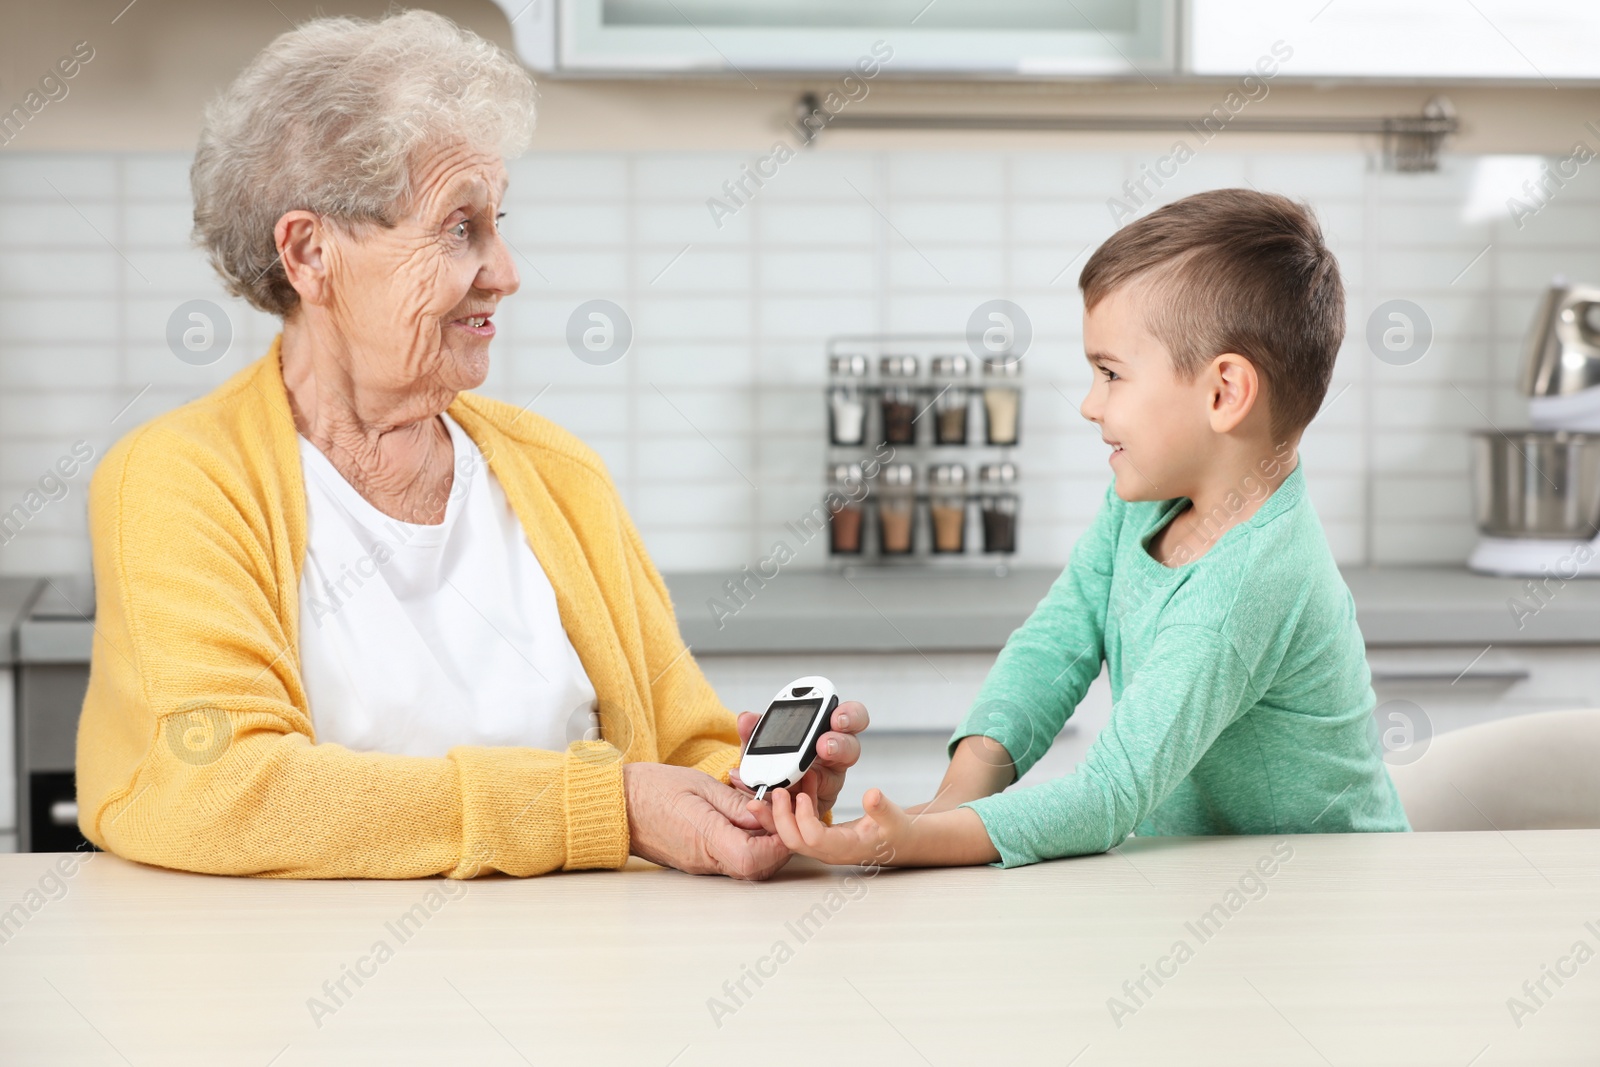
left=768, top=789, right=806, bottom=852
left=865, top=788, right=901, bottom=830
left=794, top=791, right=830, bottom=850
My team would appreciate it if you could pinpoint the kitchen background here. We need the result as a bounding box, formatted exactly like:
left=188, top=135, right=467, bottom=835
left=0, top=146, right=1588, bottom=575
left=6, top=0, right=1600, bottom=846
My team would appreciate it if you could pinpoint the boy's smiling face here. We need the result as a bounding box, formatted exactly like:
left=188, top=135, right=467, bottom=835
left=1080, top=280, right=1217, bottom=503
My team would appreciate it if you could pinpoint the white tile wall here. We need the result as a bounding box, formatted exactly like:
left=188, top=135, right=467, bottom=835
left=0, top=147, right=1593, bottom=576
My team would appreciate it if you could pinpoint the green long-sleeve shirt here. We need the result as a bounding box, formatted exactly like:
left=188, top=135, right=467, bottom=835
left=953, top=464, right=1409, bottom=868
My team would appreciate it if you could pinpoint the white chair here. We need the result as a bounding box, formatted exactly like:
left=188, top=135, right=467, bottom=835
left=1387, top=708, right=1600, bottom=831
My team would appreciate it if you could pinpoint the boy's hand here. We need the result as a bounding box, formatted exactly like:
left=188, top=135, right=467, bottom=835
left=755, top=785, right=1003, bottom=868
left=759, top=786, right=905, bottom=867
left=729, top=700, right=870, bottom=819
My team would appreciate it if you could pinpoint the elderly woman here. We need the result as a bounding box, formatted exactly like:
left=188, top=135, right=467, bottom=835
left=74, top=10, right=866, bottom=880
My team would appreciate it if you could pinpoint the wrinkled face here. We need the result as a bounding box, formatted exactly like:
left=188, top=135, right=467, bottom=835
left=322, top=141, right=518, bottom=404
left=1079, top=282, right=1214, bottom=502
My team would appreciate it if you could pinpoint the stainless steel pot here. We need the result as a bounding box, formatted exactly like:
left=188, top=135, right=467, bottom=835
left=1472, top=430, right=1600, bottom=538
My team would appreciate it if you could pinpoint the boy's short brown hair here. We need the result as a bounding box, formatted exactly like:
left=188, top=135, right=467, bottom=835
left=1079, top=188, right=1344, bottom=437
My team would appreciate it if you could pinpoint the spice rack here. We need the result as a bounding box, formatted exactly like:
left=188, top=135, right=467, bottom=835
left=823, top=333, right=1022, bottom=573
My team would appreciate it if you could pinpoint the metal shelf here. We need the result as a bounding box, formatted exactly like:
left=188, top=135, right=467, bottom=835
left=797, top=92, right=1460, bottom=171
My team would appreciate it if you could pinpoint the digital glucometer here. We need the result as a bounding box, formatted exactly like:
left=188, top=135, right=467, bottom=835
left=739, top=676, right=840, bottom=802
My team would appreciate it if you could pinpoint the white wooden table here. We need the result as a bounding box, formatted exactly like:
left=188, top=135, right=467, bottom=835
left=1, top=832, right=1597, bottom=1065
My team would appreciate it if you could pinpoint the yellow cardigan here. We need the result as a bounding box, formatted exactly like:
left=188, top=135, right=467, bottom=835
left=77, top=339, right=741, bottom=878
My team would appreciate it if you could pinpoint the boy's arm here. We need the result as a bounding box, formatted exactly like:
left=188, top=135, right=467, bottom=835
left=907, top=735, right=1018, bottom=815
left=941, top=486, right=1121, bottom=795
left=963, top=623, right=1262, bottom=868
left=764, top=623, right=1254, bottom=872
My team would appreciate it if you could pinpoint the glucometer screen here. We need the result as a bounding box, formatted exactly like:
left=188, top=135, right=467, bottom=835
left=748, top=699, right=822, bottom=754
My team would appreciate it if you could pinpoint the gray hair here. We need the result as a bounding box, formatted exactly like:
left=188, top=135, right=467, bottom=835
left=191, top=9, right=536, bottom=317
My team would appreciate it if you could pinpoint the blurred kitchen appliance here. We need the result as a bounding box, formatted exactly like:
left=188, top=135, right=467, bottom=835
left=1525, top=281, right=1600, bottom=428
left=17, top=577, right=95, bottom=852
left=1470, top=279, right=1600, bottom=576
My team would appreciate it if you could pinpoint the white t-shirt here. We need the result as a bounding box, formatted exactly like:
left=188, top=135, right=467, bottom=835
left=295, top=413, right=598, bottom=758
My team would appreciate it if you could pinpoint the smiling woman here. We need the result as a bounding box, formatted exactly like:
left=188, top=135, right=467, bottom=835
left=72, top=9, right=869, bottom=882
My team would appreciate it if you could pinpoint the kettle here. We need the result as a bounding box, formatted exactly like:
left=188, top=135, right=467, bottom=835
left=1522, top=278, right=1600, bottom=398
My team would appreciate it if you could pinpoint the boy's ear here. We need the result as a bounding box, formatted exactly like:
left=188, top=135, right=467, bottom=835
left=1206, top=352, right=1261, bottom=433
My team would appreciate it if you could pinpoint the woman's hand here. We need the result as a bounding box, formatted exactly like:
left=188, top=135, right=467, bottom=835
left=622, top=762, right=790, bottom=880
left=729, top=700, right=870, bottom=818
left=759, top=785, right=1001, bottom=869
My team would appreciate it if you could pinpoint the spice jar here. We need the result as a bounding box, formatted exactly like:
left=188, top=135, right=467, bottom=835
left=879, top=355, right=919, bottom=446
left=981, top=356, right=1022, bottom=446
left=827, top=354, right=869, bottom=446
left=928, top=463, right=968, bottom=555
left=876, top=463, right=916, bottom=556
left=978, top=462, right=1019, bottom=555
left=827, top=464, right=867, bottom=555
left=930, top=354, right=971, bottom=445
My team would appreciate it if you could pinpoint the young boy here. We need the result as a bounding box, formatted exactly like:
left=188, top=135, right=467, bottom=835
left=757, top=188, right=1410, bottom=868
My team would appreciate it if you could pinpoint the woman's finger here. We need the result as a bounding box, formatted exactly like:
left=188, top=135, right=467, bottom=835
left=812, top=731, right=860, bottom=769
left=746, top=798, right=778, bottom=836
left=703, top=814, right=789, bottom=880
left=736, top=832, right=791, bottom=881
left=831, top=700, right=870, bottom=734
left=736, top=711, right=759, bottom=746
left=700, top=779, right=765, bottom=831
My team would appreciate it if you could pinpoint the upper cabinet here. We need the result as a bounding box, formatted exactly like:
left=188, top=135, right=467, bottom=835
left=491, top=0, right=1177, bottom=76
left=1190, top=0, right=1600, bottom=82
left=490, top=0, right=1600, bottom=81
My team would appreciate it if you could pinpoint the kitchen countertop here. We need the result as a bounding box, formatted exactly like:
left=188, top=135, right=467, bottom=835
left=1340, top=565, right=1600, bottom=646
left=10, top=566, right=1600, bottom=664
left=2, top=833, right=1595, bottom=1062
left=674, top=566, right=1058, bottom=655
left=673, top=565, right=1600, bottom=654
left=0, top=576, right=41, bottom=668
left=13, top=575, right=91, bottom=665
